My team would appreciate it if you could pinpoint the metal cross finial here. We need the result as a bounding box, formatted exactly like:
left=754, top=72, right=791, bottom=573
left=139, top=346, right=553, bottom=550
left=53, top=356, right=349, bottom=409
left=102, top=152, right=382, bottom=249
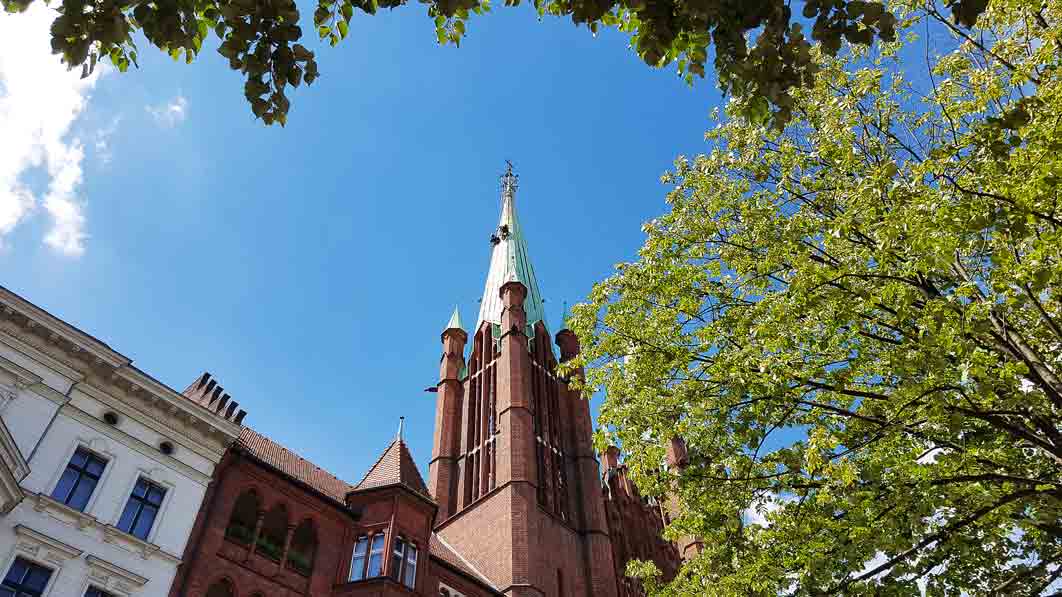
left=500, top=160, right=518, bottom=200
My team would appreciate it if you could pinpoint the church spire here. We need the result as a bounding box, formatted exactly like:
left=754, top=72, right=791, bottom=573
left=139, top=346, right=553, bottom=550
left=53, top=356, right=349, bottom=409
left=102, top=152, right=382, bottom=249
left=476, top=162, right=546, bottom=332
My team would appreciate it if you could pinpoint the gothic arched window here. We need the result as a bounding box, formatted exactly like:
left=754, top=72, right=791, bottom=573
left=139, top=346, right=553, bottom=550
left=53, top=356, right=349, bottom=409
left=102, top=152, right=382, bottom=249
left=225, top=489, right=259, bottom=545
left=255, top=504, right=288, bottom=561
left=287, top=519, right=317, bottom=576
left=205, top=579, right=234, bottom=597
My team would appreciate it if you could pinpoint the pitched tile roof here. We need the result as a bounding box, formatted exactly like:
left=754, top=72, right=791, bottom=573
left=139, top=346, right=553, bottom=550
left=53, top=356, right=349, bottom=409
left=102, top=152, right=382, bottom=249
left=236, top=428, right=496, bottom=591
left=353, top=439, right=432, bottom=501
left=237, top=428, right=355, bottom=504
left=430, top=533, right=499, bottom=592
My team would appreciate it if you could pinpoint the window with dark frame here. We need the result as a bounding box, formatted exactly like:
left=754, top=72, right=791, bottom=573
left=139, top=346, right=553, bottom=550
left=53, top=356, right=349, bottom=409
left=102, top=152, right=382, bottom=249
left=116, top=477, right=166, bottom=541
left=85, top=587, right=118, bottom=597
left=50, top=446, right=107, bottom=512
left=389, top=537, right=418, bottom=589
left=350, top=532, right=386, bottom=581
left=390, top=537, right=404, bottom=582
left=402, top=542, right=417, bottom=589
left=1, top=558, right=52, bottom=597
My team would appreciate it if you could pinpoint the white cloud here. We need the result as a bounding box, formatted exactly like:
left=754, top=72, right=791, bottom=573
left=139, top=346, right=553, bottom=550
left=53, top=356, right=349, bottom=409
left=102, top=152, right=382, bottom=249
left=0, top=3, right=106, bottom=257
left=743, top=493, right=792, bottom=527
left=94, top=116, right=121, bottom=166
left=148, top=95, right=188, bottom=127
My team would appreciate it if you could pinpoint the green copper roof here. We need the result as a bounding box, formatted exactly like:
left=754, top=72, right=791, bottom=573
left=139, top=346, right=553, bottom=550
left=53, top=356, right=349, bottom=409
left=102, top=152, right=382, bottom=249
left=445, top=305, right=465, bottom=332
left=476, top=165, right=546, bottom=333
left=558, top=301, right=572, bottom=332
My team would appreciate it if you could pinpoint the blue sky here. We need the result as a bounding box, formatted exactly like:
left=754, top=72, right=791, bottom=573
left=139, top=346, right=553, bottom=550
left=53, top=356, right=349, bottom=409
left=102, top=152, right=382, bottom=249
left=0, top=4, right=718, bottom=482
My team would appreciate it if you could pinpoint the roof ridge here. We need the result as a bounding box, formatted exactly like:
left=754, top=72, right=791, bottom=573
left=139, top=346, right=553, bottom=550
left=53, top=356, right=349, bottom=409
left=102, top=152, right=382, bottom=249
left=432, top=533, right=498, bottom=589
left=354, top=437, right=400, bottom=487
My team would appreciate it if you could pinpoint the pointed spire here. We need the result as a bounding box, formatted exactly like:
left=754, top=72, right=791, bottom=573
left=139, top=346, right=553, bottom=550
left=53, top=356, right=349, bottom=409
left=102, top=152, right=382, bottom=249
left=353, top=436, right=433, bottom=501
left=476, top=162, right=546, bottom=332
left=445, top=305, right=465, bottom=332
left=397, top=416, right=405, bottom=441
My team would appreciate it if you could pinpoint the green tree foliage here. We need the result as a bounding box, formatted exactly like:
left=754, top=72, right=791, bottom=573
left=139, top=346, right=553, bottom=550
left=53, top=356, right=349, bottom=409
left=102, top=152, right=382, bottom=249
left=5, top=0, right=991, bottom=126
left=569, top=1, right=1062, bottom=594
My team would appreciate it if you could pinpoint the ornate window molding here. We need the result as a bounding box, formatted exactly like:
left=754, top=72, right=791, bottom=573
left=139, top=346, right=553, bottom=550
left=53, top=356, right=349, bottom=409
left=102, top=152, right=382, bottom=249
left=85, top=555, right=148, bottom=596
left=12, top=524, right=82, bottom=566
left=0, top=416, right=28, bottom=514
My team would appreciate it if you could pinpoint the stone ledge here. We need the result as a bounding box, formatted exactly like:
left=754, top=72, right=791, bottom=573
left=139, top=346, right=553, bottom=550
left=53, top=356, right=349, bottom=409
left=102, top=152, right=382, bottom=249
left=14, top=524, right=83, bottom=564
left=29, top=492, right=181, bottom=564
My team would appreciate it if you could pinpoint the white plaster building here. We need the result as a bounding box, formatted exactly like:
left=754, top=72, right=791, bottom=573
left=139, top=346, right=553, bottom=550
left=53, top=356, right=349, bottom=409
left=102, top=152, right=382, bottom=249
left=0, top=286, right=245, bottom=597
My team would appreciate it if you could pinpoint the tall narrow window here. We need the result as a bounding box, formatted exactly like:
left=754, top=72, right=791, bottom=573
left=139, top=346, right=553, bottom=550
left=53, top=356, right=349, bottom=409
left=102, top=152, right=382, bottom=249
left=225, top=490, right=259, bottom=545
left=116, top=478, right=166, bottom=540
left=390, top=537, right=405, bottom=581
left=255, top=504, right=288, bottom=561
left=366, top=533, right=385, bottom=577
left=350, top=536, right=369, bottom=581
left=85, top=587, right=118, bottom=597
left=1, top=558, right=52, bottom=597
left=389, top=538, right=418, bottom=589
left=403, top=543, right=418, bottom=589
left=287, top=520, right=317, bottom=576
left=51, top=447, right=107, bottom=512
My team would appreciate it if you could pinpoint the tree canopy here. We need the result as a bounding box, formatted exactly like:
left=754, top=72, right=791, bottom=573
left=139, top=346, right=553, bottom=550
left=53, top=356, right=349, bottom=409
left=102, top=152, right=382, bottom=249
left=4, top=0, right=989, bottom=125
left=569, top=0, right=1062, bottom=594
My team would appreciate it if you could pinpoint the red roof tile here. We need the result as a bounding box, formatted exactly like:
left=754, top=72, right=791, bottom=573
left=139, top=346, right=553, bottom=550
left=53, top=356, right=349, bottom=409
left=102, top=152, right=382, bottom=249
left=237, top=430, right=496, bottom=592
left=353, top=439, right=432, bottom=501
left=237, top=428, right=354, bottom=504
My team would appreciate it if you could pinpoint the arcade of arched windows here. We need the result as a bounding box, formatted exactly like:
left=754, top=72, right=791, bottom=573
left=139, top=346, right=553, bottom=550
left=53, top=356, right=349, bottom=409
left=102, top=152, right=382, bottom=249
left=203, top=577, right=266, bottom=597
left=223, top=488, right=319, bottom=577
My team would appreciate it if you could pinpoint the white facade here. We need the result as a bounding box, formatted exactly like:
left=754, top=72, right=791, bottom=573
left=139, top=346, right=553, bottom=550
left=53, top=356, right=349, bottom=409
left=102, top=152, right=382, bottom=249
left=0, top=287, right=242, bottom=597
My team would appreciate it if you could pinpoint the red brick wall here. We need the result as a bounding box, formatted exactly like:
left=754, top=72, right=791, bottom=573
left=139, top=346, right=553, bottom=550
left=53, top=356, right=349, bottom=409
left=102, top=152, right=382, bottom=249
left=169, top=451, right=357, bottom=597
left=601, top=466, right=681, bottom=597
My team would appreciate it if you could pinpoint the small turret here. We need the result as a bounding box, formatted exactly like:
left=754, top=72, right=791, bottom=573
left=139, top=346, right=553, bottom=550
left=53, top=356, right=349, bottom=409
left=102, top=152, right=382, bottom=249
left=429, top=306, right=467, bottom=520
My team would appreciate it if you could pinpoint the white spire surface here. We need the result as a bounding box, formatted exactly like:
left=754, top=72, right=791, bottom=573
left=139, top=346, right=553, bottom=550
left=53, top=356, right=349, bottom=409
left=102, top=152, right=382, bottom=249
left=476, top=164, right=546, bottom=332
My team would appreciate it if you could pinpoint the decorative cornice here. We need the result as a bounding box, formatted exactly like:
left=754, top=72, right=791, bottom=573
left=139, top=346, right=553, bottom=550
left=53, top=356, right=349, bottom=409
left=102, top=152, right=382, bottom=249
left=28, top=493, right=182, bottom=564
left=32, top=492, right=97, bottom=531
left=0, top=288, right=126, bottom=368
left=14, top=524, right=83, bottom=562
left=0, top=287, right=242, bottom=450
left=101, top=524, right=182, bottom=563
left=70, top=384, right=227, bottom=472
left=0, top=353, right=43, bottom=387
left=86, top=555, right=149, bottom=595
left=0, top=417, right=28, bottom=514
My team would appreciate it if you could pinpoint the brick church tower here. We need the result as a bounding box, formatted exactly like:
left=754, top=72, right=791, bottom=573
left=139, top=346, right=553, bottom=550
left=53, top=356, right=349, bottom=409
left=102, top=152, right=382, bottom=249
left=428, top=165, right=619, bottom=597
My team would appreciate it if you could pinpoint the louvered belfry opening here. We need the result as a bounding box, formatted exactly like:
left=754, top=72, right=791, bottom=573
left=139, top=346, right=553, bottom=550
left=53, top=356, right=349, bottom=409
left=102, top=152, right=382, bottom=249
left=529, top=322, right=569, bottom=521
left=461, top=323, right=499, bottom=508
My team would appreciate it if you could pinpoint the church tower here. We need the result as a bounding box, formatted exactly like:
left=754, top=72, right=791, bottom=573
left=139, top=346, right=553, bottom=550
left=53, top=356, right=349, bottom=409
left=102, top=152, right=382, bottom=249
left=429, top=165, right=618, bottom=597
